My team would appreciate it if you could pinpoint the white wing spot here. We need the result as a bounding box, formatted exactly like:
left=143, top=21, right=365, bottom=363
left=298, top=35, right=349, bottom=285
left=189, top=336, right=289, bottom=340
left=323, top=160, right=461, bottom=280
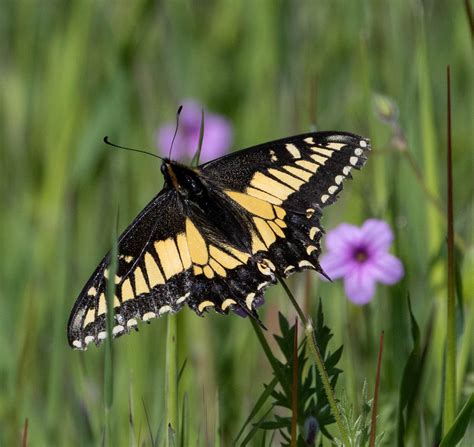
left=221, top=298, right=237, bottom=310
left=335, top=175, right=344, bottom=185
left=246, top=293, right=256, bottom=309
left=298, top=260, right=314, bottom=269
left=354, top=148, right=363, bottom=156
left=350, top=156, right=358, bottom=166
left=328, top=185, right=338, bottom=194
left=257, top=259, right=275, bottom=276
left=284, top=265, right=295, bottom=274
left=159, top=305, right=172, bottom=315
left=112, top=325, right=125, bottom=336
left=84, top=335, right=95, bottom=345
left=309, top=227, right=319, bottom=240
left=360, top=140, right=368, bottom=148
left=98, top=331, right=107, bottom=340
left=127, top=318, right=138, bottom=327
left=343, top=166, right=352, bottom=175
left=73, top=340, right=83, bottom=349
left=321, top=194, right=330, bottom=203
left=143, top=312, right=156, bottom=322
left=306, top=245, right=317, bottom=255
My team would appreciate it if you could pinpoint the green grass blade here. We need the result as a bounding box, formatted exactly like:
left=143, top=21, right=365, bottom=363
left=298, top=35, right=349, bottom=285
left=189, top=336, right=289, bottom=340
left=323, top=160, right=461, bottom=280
left=232, top=376, right=279, bottom=445
left=166, top=314, right=179, bottom=445
left=439, top=394, right=474, bottom=447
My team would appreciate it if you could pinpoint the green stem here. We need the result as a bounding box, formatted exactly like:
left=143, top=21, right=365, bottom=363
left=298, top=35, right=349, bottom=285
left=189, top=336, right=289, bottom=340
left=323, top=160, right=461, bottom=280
left=166, top=314, right=178, bottom=445
left=279, top=279, right=350, bottom=446
left=279, top=280, right=306, bottom=323
left=103, top=210, right=118, bottom=446
left=291, top=318, right=298, bottom=447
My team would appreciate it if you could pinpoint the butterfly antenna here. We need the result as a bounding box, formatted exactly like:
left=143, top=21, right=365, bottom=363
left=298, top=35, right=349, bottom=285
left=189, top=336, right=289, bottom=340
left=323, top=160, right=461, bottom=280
left=103, top=137, right=164, bottom=161
left=168, top=105, right=183, bottom=160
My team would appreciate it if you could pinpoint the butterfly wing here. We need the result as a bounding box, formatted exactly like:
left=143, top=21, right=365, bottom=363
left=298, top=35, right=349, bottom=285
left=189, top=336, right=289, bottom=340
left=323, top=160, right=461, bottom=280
left=68, top=187, right=273, bottom=350
left=68, top=189, right=193, bottom=349
left=201, top=131, right=371, bottom=277
left=69, top=131, right=370, bottom=350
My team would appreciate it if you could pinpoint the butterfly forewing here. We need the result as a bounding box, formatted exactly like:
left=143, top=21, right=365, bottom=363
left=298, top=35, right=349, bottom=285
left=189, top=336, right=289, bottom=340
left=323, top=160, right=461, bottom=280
left=68, top=191, right=192, bottom=348
left=68, top=131, right=370, bottom=349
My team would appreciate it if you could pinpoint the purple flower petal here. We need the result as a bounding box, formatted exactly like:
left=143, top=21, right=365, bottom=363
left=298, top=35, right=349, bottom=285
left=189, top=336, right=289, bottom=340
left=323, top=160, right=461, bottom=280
left=361, top=219, right=394, bottom=253
left=370, top=253, right=404, bottom=284
left=320, top=252, right=356, bottom=280
left=156, top=124, right=176, bottom=156
left=156, top=99, right=233, bottom=162
left=325, top=223, right=361, bottom=253
left=200, top=115, right=233, bottom=162
left=179, top=100, right=202, bottom=130
left=343, top=266, right=377, bottom=304
left=157, top=125, right=190, bottom=160
left=321, top=218, right=403, bottom=305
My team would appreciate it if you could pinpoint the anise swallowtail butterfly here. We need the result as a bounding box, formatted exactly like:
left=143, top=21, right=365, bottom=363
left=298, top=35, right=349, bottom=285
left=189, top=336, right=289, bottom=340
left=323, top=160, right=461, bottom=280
left=68, top=131, right=370, bottom=349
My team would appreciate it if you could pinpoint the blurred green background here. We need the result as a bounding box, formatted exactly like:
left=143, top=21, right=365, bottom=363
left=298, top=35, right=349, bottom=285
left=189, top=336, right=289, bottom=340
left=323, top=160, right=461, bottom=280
left=1, top=1, right=472, bottom=445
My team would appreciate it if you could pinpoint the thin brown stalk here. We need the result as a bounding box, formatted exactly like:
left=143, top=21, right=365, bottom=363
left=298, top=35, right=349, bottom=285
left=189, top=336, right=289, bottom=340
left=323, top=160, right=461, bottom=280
left=443, top=64, right=457, bottom=434
left=22, top=418, right=28, bottom=447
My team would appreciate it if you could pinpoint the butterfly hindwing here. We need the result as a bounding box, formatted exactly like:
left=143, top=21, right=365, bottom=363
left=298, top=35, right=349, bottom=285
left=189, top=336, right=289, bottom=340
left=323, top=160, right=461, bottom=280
left=202, top=131, right=370, bottom=276
left=68, top=191, right=272, bottom=349
left=68, top=131, right=370, bottom=349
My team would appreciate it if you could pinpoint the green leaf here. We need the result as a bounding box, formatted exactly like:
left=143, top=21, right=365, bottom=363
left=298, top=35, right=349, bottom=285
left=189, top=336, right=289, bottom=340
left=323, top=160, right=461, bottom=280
left=439, top=394, right=474, bottom=447
left=257, top=304, right=343, bottom=444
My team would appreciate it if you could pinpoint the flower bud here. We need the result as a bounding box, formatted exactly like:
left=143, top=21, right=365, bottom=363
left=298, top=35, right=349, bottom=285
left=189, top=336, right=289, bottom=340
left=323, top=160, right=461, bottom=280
left=303, top=415, right=319, bottom=445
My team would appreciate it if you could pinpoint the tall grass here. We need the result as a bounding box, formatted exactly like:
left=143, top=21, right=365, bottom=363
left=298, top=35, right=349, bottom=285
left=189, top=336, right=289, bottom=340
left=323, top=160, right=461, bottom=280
left=0, top=1, right=472, bottom=445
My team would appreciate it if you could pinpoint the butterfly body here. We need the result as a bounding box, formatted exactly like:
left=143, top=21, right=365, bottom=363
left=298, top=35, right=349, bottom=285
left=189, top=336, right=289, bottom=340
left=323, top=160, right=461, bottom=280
left=68, top=131, right=370, bottom=350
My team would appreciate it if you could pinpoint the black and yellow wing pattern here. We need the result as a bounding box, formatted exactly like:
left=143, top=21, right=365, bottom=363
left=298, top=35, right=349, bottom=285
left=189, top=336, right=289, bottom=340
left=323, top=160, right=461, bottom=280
left=68, top=131, right=370, bottom=349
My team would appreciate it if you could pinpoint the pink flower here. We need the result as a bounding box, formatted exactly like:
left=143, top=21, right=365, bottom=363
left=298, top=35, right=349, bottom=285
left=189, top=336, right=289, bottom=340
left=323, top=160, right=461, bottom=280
left=156, top=99, right=233, bottom=163
left=320, top=219, right=404, bottom=305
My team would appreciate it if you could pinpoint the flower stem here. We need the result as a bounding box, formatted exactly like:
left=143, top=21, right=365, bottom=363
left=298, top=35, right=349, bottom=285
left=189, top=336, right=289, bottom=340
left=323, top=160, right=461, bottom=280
left=279, top=279, right=350, bottom=446
left=279, top=279, right=306, bottom=323
left=291, top=318, right=298, bottom=447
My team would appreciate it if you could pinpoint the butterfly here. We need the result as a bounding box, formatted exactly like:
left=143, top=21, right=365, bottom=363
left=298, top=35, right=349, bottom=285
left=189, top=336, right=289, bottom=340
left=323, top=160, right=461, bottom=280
left=68, top=131, right=370, bottom=349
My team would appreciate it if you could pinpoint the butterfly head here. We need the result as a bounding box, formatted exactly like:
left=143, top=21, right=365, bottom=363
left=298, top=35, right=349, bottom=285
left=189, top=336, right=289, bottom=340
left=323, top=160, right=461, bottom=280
left=161, top=160, right=205, bottom=199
